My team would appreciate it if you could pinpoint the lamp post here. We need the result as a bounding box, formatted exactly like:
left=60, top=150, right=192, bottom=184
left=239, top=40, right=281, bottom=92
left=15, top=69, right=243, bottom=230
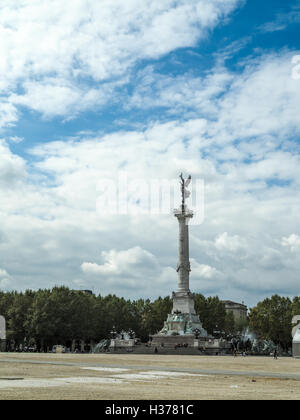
left=213, top=324, right=221, bottom=339
left=110, top=326, right=117, bottom=339
left=193, top=328, right=201, bottom=339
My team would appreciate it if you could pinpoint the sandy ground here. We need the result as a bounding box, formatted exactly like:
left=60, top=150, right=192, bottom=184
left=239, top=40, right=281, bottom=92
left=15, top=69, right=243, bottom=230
left=0, top=352, right=300, bottom=400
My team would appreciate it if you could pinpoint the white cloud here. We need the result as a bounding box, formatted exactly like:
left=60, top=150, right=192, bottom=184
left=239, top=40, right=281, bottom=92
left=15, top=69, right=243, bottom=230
left=258, top=7, right=300, bottom=33
left=81, top=246, right=158, bottom=277
left=215, top=232, right=246, bottom=252
left=0, top=268, right=11, bottom=290
left=0, top=0, right=241, bottom=124
left=128, top=65, right=234, bottom=117
left=191, top=260, right=219, bottom=279
left=212, top=52, right=300, bottom=142
left=8, top=136, right=24, bottom=144
left=0, top=139, right=27, bottom=187
left=0, top=278, right=11, bottom=289
left=11, top=79, right=83, bottom=118
left=282, top=234, right=300, bottom=252
left=129, top=51, right=300, bottom=148
left=0, top=268, right=9, bottom=278
left=81, top=246, right=176, bottom=296
left=0, top=101, right=18, bottom=129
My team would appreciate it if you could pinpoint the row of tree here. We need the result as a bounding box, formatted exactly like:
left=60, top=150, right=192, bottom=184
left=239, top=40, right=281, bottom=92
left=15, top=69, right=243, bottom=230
left=248, top=295, right=300, bottom=350
left=0, top=287, right=299, bottom=350
left=0, top=287, right=237, bottom=349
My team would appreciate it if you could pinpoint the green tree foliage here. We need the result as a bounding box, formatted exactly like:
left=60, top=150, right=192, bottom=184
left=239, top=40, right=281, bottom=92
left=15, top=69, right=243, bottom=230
left=224, top=311, right=235, bottom=335
left=0, top=291, right=15, bottom=319
left=141, top=296, right=172, bottom=338
left=249, top=294, right=293, bottom=349
left=26, top=287, right=97, bottom=346
left=194, top=294, right=226, bottom=335
left=291, top=296, right=300, bottom=317
left=234, top=316, right=249, bottom=334
left=0, top=287, right=172, bottom=346
left=8, top=290, right=36, bottom=343
left=1, top=286, right=297, bottom=349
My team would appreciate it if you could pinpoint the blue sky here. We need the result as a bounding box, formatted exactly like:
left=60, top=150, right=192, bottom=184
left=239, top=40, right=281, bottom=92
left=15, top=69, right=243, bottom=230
left=0, top=0, right=300, bottom=308
left=5, top=0, right=300, bottom=154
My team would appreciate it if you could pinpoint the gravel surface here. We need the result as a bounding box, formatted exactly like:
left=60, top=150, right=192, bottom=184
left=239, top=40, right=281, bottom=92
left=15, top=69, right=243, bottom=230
left=0, top=353, right=300, bottom=400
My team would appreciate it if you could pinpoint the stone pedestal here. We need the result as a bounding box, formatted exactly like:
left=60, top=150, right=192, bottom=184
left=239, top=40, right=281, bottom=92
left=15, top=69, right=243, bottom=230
left=172, top=291, right=196, bottom=314
left=151, top=334, right=195, bottom=348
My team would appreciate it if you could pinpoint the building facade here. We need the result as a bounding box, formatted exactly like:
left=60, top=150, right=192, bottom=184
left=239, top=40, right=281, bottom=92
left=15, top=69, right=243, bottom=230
left=222, top=300, right=248, bottom=322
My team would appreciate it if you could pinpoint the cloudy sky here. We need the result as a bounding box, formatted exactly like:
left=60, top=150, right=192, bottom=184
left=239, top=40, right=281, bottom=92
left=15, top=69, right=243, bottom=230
left=0, top=0, right=300, bottom=308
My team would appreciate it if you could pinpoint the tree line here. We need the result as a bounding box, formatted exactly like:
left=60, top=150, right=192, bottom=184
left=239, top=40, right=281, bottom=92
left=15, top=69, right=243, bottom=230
left=248, top=294, right=300, bottom=350
left=0, top=286, right=236, bottom=350
left=0, top=287, right=298, bottom=351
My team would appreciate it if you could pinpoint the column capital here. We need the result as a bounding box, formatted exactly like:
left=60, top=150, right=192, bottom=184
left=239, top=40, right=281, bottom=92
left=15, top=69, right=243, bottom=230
left=174, top=208, right=193, bottom=218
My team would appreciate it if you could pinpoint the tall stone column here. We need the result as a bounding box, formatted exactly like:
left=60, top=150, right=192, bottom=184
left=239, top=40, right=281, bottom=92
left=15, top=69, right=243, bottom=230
left=172, top=208, right=196, bottom=315
left=176, top=212, right=192, bottom=293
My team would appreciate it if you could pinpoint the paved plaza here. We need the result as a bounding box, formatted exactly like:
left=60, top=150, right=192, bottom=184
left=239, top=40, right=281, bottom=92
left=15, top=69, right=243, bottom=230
left=1, top=353, right=300, bottom=400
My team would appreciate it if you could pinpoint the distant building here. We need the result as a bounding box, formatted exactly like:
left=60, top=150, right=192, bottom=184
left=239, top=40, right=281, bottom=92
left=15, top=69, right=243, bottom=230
left=73, top=289, right=94, bottom=295
left=222, top=300, right=248, bottom=322
left=82, top=290, right=94, bottom=295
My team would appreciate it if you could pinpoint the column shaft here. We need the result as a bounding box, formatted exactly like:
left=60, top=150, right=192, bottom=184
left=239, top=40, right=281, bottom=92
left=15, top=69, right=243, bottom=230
left=176, top=214, right=191, bottom=292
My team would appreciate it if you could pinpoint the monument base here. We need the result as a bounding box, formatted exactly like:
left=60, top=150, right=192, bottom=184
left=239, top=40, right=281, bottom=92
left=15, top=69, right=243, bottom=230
left=150, top=334, right=196, bottom=348
left=150, top=288, right=208, bottom=349
left=159, top=311, right=207, bottom=337
left=149, top=335, right=230, bottom=354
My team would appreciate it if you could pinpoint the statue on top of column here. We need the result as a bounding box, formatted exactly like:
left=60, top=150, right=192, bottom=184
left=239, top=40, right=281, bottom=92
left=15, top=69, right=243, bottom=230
left=179, top=173, right=192, bottom=213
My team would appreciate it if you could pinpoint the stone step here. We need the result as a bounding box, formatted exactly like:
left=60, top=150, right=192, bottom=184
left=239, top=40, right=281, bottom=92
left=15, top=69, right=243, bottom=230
left=105, top=345, right=229, bottom=356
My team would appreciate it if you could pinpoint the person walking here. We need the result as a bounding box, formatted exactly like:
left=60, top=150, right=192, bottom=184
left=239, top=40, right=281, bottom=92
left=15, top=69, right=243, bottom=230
left=274, top=347, right=278, bottom=359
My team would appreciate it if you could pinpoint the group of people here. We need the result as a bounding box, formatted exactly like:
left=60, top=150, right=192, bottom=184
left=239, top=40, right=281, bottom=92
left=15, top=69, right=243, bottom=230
left=232, top=347, right=279, bottom=358
left=174, top=343, right=189, bottom=349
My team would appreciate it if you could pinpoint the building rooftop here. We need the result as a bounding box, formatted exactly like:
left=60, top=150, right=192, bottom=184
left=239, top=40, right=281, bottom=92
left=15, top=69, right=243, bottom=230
left=221, top=300, right=247, bottom=309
